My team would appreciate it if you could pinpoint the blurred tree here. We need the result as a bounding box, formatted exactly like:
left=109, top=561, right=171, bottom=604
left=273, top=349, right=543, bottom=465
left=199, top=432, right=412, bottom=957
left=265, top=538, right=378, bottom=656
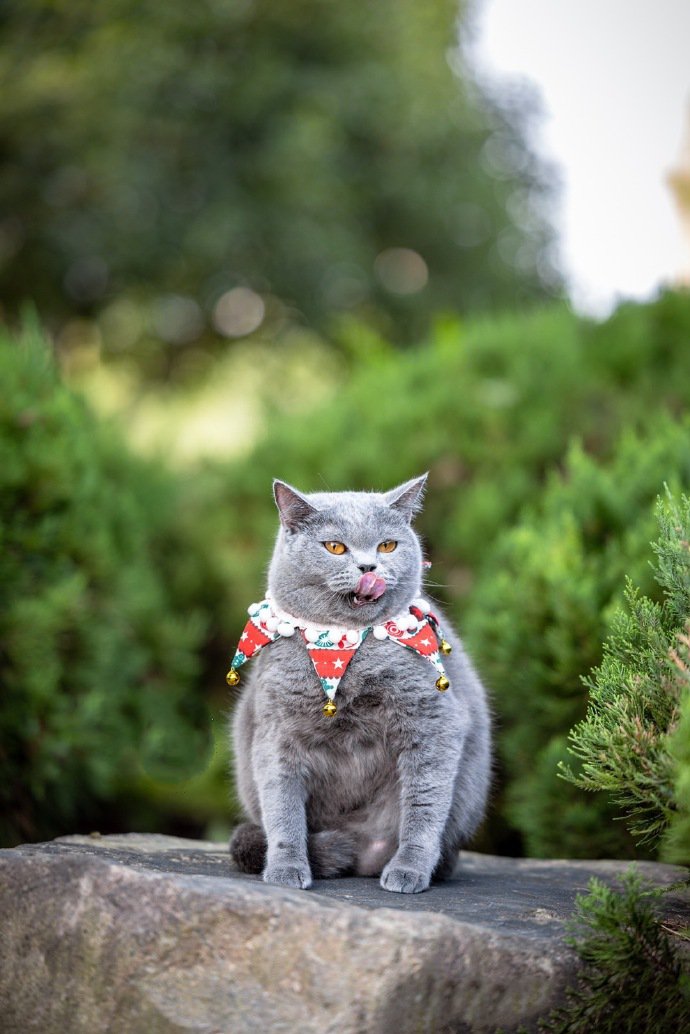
left=0, top=0, right=558, bottom=366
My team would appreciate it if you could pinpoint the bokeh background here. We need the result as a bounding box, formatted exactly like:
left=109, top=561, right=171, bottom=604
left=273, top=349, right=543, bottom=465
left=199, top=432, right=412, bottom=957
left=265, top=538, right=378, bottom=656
left=2, top=0, right=690, bottom=863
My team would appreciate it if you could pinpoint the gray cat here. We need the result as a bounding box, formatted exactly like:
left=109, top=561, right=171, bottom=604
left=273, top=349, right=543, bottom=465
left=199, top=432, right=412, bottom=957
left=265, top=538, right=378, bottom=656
left=229, top=475, right=491, bottom=893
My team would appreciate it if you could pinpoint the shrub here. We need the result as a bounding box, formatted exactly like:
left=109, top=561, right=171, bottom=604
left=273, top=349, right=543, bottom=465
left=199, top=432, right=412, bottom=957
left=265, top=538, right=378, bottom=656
left=539, top=870, right=690, bottom=1034
left=0, top=322, right=215, bottom=846
left=463, top=421, right=690, bottom=858
left=665, top=668, right=690, bottom=864
left=8, top=290, right=690, bottom=852
left=562, top=493, right=690, bottom=862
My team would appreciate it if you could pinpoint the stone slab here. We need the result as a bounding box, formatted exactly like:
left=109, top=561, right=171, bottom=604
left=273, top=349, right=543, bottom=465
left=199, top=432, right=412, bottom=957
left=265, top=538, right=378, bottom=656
left=0, top=833, right=687, bottom=1034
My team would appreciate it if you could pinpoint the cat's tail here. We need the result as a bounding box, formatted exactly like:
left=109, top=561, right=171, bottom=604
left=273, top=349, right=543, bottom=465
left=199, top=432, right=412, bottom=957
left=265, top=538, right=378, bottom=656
left=229, top=822, right=355, bottom=878
left=229, top=822, right=267, bottom=875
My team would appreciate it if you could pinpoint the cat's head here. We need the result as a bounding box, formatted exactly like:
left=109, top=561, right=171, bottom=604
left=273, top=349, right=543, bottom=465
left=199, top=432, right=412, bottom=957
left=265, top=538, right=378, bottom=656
left=267, top=476, right=428, bottom=627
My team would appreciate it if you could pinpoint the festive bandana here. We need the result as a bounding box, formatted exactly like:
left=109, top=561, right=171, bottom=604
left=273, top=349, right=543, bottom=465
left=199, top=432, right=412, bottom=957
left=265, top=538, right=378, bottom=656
left=226, top=596, right=451, bottom=715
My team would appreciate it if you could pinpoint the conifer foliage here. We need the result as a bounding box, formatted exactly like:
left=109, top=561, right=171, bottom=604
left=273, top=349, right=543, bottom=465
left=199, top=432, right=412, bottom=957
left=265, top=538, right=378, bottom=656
left=665, top=644, right=690, bottom=863
left=562, top=494, right=690, bottom=861
left=540, top=871, right=690, bottom=1034
left=464, top=421, right=690, bottom=859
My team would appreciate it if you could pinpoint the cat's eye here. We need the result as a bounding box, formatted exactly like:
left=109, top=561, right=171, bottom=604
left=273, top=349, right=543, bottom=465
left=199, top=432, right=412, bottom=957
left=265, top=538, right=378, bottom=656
left=323, top=541, right=347, bottom=555
left=377, top=540, right=397, bottom=553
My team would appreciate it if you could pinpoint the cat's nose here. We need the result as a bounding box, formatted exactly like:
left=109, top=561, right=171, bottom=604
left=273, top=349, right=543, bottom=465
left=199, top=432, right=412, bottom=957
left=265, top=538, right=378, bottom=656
left=358, top=563, right=377, bottom=573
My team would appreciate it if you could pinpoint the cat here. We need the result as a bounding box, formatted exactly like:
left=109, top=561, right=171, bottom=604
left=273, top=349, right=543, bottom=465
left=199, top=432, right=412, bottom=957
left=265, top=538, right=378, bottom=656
left=229, top=474, right=491, bottom=894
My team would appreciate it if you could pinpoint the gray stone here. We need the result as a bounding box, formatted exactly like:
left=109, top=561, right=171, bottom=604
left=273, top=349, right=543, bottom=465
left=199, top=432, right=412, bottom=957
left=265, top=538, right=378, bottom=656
left=0, top=834, right=686, bottom=1034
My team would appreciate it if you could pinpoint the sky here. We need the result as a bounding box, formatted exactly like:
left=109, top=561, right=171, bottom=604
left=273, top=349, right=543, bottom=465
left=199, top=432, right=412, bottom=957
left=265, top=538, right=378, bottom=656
left=470, top=0, right=690, bottom=314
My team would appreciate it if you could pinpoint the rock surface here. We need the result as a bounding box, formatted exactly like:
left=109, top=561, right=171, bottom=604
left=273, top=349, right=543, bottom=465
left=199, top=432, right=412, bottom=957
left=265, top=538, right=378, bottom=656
left=0, top=833, right=687, bottom=1034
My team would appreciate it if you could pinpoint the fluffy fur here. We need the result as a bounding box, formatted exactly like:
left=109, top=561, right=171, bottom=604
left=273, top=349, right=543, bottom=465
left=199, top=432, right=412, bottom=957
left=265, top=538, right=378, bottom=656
left=230, top=475, right=491, bottom=894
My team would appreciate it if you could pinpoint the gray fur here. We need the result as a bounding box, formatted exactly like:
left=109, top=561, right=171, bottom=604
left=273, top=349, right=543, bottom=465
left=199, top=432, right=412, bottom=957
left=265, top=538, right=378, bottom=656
left=230, top=477, right=492, bottom=894
left=230, top=822, right=356, bottom=878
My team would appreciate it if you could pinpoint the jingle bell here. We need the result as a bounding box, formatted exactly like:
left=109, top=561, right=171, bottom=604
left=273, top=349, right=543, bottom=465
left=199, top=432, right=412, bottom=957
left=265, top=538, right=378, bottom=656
left=323, top=699, right=337, bottom=717
left=436, top=674, right=450, bottom=692
left=226, top=668, right=241, bottom=687
left=440, top=639, right=452, bottom=656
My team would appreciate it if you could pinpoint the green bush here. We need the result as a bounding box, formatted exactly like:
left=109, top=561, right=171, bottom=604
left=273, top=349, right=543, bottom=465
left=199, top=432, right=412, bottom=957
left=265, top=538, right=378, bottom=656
left=0, top=323, right=218, bottom=846
left=538, top=870, right=690, bottom=1034
left=7, top=290, right=690, bottom=853
left=562, top=493, right=690, bottom=861
left=463, top=422, right=690, bottom=858
left=665, top=668, right=690, bottom=864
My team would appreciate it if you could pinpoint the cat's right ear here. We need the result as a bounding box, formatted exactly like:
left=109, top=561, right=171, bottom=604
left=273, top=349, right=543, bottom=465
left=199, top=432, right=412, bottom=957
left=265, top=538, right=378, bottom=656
left=384, top=473, right=428, bottom=522
left=273, top=480, right=318, bottom=532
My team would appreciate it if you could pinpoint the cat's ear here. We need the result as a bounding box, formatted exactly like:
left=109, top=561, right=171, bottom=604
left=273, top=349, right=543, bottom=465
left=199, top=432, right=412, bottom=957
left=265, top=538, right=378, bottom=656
left=384, top=473, right=428, bottom=522
left=273, top=480, right=318, bottom=532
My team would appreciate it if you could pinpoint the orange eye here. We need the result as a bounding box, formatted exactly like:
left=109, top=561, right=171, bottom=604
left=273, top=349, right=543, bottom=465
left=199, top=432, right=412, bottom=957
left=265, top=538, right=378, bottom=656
left=323, top=541, right=347, bottom=555
left=377, top=540, right=397, bottom=553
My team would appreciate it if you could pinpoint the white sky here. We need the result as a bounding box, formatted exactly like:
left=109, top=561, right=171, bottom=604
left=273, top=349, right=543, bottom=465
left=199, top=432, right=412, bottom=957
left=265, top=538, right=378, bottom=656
left=470, top=0, right=690, bottom=314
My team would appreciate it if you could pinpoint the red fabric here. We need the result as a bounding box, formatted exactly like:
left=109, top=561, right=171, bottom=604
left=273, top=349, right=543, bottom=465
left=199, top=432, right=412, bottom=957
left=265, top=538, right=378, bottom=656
left=239, top=619, right=275, bottom=657
left=386, top=612, right=440, bottom=653
left=303, top=644, right=359, bottom=680
left=391, top=623, right=438, bottom=656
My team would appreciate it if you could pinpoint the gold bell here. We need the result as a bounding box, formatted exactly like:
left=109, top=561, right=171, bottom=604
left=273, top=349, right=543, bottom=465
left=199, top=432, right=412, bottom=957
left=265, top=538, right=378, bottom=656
left=226, top=668, right=241, bottom=687
left=436, top=674, right=450, bottom=692
left=323, top=699, right=337, bottom=717
left=440, top=639, right=452, bottom=656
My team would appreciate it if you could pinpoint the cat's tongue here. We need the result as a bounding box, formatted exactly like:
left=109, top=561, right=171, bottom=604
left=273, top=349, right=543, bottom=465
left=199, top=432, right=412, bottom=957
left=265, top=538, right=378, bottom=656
left=353, top=571, right=387, bottom=606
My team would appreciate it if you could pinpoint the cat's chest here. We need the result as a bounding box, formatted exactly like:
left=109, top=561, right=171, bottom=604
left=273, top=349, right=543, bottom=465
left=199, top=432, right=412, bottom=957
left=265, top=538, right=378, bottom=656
left=295, top=693, right=397, bottom=811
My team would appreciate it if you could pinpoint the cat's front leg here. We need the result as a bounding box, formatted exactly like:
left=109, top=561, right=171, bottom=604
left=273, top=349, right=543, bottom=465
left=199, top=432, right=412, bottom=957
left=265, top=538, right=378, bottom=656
left=381, top=736, right=459, bottom=894
left=254, top=744, right=312, bottom=889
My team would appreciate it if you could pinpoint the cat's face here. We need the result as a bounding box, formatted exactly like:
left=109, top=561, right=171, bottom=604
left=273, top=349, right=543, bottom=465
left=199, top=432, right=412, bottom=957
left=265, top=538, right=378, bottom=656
left=267, top=476, right=427, bottom=627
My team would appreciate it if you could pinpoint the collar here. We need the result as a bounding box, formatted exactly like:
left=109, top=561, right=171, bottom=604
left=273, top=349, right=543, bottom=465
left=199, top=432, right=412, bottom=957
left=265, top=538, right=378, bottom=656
left=226, top=596, right=452, bottom=716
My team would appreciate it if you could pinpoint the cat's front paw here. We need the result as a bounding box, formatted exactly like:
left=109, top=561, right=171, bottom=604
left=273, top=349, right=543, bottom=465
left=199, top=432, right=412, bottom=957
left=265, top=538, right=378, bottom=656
left=263, top=861, right=312, bottom=890
left=380, top=862, right=430, bottom=894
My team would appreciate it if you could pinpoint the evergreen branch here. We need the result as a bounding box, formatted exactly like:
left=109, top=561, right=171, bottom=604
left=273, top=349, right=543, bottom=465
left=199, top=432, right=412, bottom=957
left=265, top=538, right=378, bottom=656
left=537, top=871, right=690, bottom=1034
left=561, top=494, right=690, bottom=850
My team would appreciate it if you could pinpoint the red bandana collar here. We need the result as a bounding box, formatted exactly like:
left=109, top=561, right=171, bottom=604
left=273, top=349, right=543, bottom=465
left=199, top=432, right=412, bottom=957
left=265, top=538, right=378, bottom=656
left=226, top=596, right=452, bottom=716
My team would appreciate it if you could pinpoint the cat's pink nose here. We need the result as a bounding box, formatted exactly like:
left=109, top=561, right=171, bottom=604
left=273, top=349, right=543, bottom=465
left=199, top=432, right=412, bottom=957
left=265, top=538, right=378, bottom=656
left=355, top=571, right=387, bottom=600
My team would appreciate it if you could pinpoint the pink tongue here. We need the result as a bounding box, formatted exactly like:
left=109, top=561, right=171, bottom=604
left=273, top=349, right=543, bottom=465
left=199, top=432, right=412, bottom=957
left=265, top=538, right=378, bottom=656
left=356, top=572, right=387, bottom=600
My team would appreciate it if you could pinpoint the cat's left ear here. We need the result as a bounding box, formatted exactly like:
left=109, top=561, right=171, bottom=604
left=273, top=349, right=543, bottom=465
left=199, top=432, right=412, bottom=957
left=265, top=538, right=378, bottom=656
left=384, top=473, right=428, bottom=523
left=273, top=479, right=318, bottom=532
